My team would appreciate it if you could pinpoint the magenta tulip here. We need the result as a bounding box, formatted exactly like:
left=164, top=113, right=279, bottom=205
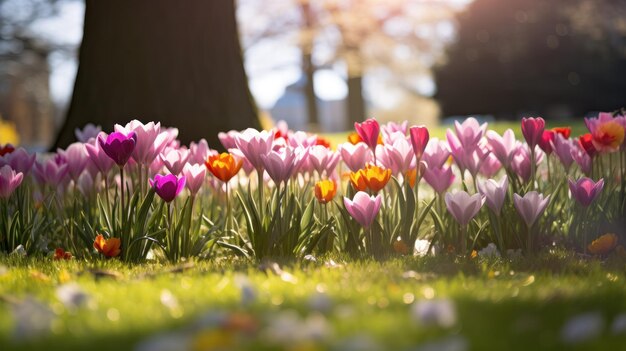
left=568, top=177, right=604, bottom=207
left=98, top=131, right=137, bottom=167
left=478, top=175, right=508, bottom=214
left=445, top=191, right=485, bottom=226
left=513, top=191, right=550, bottom=227
left=343, top=191, right=382, bottom=228
left=354, top=118, right=380, bottom=151
left=521, top=117, right=545, bottom=149
left=115, top=120, right=168, bottom=165
left=86, top=133, right=115, bottom=175
left=182, top=163, right=206, bottom=196
left=0, top=165, right=24, bottom=199
left=339, top=142, right=373, bottom=172
left=149, top=174, right=186, bottom=203
left=409, top=126, right=429, bottom=161
left=423, top=165, right=455, bottom=194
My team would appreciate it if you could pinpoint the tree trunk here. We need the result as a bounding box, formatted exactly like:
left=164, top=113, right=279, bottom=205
left=300, top=3, right=319, bottom=130
left=53, top=0, right=259, bottom=149
left=346, top=75, right=365, bottom=129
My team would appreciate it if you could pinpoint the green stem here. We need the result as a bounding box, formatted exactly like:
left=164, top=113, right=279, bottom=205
left=120, top=166, right=125, bottom=234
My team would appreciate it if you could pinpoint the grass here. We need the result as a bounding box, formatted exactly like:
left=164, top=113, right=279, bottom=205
left=1, top=252, right=626, bottom=350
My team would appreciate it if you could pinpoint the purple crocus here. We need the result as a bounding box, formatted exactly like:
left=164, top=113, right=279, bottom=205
left=551, top=134, right=576, bottom=171
left=423, top=165, right=455, bottom=195
left=86, top=133, right=115, bottom=175
left=478, top=175, right=508, bottom=214
left=149, top=174, right=186, bottom=203
left=445, top=191, right=485, bottom=226
left=98, top=131, right=138, bottom=167
left=0, top=165, right=24, bottom=199
left=452, top=117, right=487, bottom=151
left=422, top=138, right=450, bottom=169
left=568, top=177, right=604, bottom=207
left=485, top=129, right=516, bottom=168
left=0, top=147, right=36, bottom=175
left=513, top=191, right=550, bottom=227
left=343, top=191, right=382, bottom=228
left=58, top=142, right=89, bottom=182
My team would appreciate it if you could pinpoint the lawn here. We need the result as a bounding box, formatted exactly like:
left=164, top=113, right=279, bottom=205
left=1, top=253, right=626, bottom=351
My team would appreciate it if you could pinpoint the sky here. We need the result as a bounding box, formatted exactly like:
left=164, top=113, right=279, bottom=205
left=28, top=0, right=472, bottom=110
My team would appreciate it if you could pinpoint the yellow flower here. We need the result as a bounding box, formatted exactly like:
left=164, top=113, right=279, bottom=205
left=314, top=180, right=336, bottom=204
left=592, top=121, right=625, bottom=152
left=587, top=233, right=618, bottom=255
left=360, top=164, right=391, bottom=193
left=349, top=170, right=368, bottom=192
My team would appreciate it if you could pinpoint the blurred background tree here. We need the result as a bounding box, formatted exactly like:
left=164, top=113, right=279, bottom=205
left=53, top=0, right=259, bottom=148
left=434, top=0, right=626, bottom=120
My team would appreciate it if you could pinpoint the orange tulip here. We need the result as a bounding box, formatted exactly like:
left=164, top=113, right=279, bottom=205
left=587, top=233, right=618, bottom=255
left=592, top=121, right=625, bottom=152
left=314, top=179, right=337, bottom=204
left=53, top=248, right=72, bottom=260
left=551, top=127, right=571, bottom=139
left=93, top=234, right=121, bottom=258
left=349, top=170, right=368, bottom=192
left=315, top=136, right=331, bottom=149
left=360, top=164, right=391, bottom=193
left=347, top=132, right=383, bottom=145
left=406, top=168, right=417, bottom=189
left=206, top=153, right=243, bottom=182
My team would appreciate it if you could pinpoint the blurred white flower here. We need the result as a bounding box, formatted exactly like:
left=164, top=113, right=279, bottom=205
left=611, top=313, right=626, bottom=334
left=56, top=283, right=89, bottom=310
left=560, top=312, right=604, bottom=344
left=10, top=297, right=55, bottom=339
left=478, top=243, right=500, bottom=258
left=411, top=299, right=457, bottom=328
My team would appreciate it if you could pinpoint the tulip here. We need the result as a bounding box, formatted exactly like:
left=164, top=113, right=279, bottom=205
left=578, top=133, right=597, bottom=158
left=85, top=133, right=115, bottom=175
left=339, top=142, right=373, bottom=172
left=234, top=128, right=274, bottom=172
left=33, top=158, right=69, bottom=188
left=160, top=148, right=190, bottom=175
left=349, top=169, right=368, bottom=192
left=591, top=120, right=624, bottom=153
left=513, top=191, right=550, bottom=228
left=478, top=175, right=508, bottom=214
left=93, top=234, right=121, bottom=258
left=551, top=134, right=576, bottom=171
left=306, top=145, right=340, bottom=177
left=0, top=147, right=36, bottom=175
left=218, top=130, right=239, bottom=150
left=521, top=117, right=545, bottom=149
left=343, top=191, right=382, bottom=228
left=445, top=191, right=485, bottom=227
left=359, top=164, right=392, bottom=193
left=0, top=144, right=15, bottom=156
left=381, top=137, right=415, bottom=176
left=485, top=129, right=516, bottom=168
left=354, top=118, right=380, bottom=152
left=206, top=152, right=243, bottom=183
left=75, top=123, right=102, bottom=143
left=182, top=163, right=206, bottom=196
left=0, top=165, right=24, bottom=199
left=479, top=152, right=502, bottom=178
left=288, top=131, right=317, bottom=148
left=510, top=143, right=543, bottom=183
left=76, top=172, right=99, bottom=197
left=587, top=233, right=618, bottom=255
left=452, top=117, right=487, bottom=151
left=571, top=146, right=592, bottom=175
left=422, top=138, right=450, bottom=169
left=115, top=120, right=169, bottom=165
left=568, top=177, right=604, bottom=207
left=58, top=142, right=89, bottom=182
left=314, top=179, right=336, bottom=204
left=188, top=139, right=212, bottom=165
left=553, top=127, right=571, bottom=139
left=538, top=130, right=555, bottom=154
left=149, top=174, right=186, bottom=203
left=98, top=131, right=137, bottom=167
left=315, top=136, right=331, bottom=148
left=260, top=146, right=307, bottom=186
left=53, top=248, right=72, bottom=260
left=381, top=121, right=408, bottom=142
left=409, top=126, right=429, bottom=161
left=423, top=165, right=455, bottom=195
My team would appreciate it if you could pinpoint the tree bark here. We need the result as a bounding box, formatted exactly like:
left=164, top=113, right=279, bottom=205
left=53, top=0, right=259, bottom=149
left=346, top=75, right=365, bottom=129
left=300, top=2, right=319, bottom=130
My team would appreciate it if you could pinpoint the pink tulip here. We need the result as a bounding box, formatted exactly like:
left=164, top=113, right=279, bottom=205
left=218, top=131, right=239, bottom=150
left=306, top=145, right=340, bottom=177
left=511, top=143, right=543, bottom=183
left=445, top=191, right=485, bottom=226
left=380, top=137, right=415, bottom=176
left=568, top=177, right=604, bottom=207
left=521, top=117, right=545, bottom=149
left=478, top=175, right=508, bottom=214
left=423, top=165, right=455, bottom=194
left=343, top=191, right=382, bottom=228
left=447, top=130, right=488, bottom=177
left=288, top=131, right=317, bottom=148
left=485, top=129, right=516, bottom=168
left=479, top=151, right=502, bottom=178
left=182, top=163, right=206, bottom=196
left=422, top=138, right=450, bottom=169
left=381, top=130, right=406, bottom=145
left=148, top=156, right=165, bottom=177
left=354, top=118, right=380, bottom=151
left=234, top=128, right=274, bottom=171
left=409, top=126, right=429, bottom=161
left=58, top=142, right=89, bottom=182
left=381, top=121, right=408, bottom=143
left=339, top=142, right=373, bottom=172
left=85, top=133, right=115, bottom=175
left=0, top=147, right=36, bottom=175
left=452, top=117, right=487, bottom=151
left=33, top=158, right=69, bottom=188
left=0, top=165, right=24, bottom=199
left=188, top=139, right=212, bottom=165
left=115, top=120, right=169, bottom=165
left=75, top=123, right=102, bottom=143
left=160, top=148, right=190, bottom=175
left=260, top=146, right=307, bottom=185
left=551, top=134, right=575, bottom=171
left=513, top=191, right=550, bottom=227
left=571, top=146, right=592, bottom=176
left=76, top=172, right=101, bottom=197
